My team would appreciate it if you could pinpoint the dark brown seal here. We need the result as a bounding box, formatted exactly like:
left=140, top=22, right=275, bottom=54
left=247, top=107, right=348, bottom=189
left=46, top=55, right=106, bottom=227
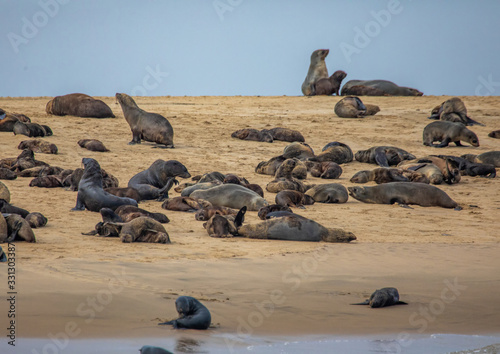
left=203, top=207, right=245, bottom=238
left=488, top=130, right=500, bottom=139
left=195, top=205, right=238, bottom=221
left=0, top=182, right=10, bottom=203
left=262, top=127, right=305, bottom=143
left=340, top=85, right=390, bottom=96
left=355, top=146, right=415, bottom=167
left=104, top=187, right=141, bottom=202
left=190, top=184, right=268, bottom=211
left=275, top=190, right=315, bottom=208
left=334, top=96, right=380, bottom=118
left=18, top=166, right=63, bottom=178
left=266, top=159, right=310, bottom=193
left=112, top=217, right=170, bottom=243
left=461, top=151, right=500, bottom=167
left=161, top=197, right=209, bottom=212
left=351, top=287, right=407, bottom=308
left=0, top=168, right=17, bottom=180
left=114, top=205, right=169, bottom=223
left=13, top=121, right=48, bottom=137
left=257, top=204, right=292, bottom=220
left=255, top=156, right=307, bottom=179
left=306, top=161, right=342, bottom=179
left=231, top=129, right=273, bottom=143
left=0, top=199, right=29, bottom=217
left=29, top=176, right=63, bottom=188
left=46, top=93, right=115, bottom=118
left=350, top=168, right=409, bottom=184
left=428, top=97, right=483, bottom=126
left=348, top=182, right=460, bottom=209
left=116, top=93, right=174, bottom=147
left=78, top=139, right=110, bottom=152
left=12, top=149, right=49, bottom=172
left=25, top=212, right=48, bottom=228
left=282, top=142, right=315, bottom=160
left=341, top=80, right=423, bottom=96
left=311, top=70, right=347, bottom=96
left=64, top=167, right=118, bottom=191
left=423, top=121, right=479, bottom=148
left=301, top=49, right=329, bottom=96
left=310, top=142, right=353, bottom=164
left=18, top=139, right=58, bottom=154
left=4, top=214, right=36, bottom=242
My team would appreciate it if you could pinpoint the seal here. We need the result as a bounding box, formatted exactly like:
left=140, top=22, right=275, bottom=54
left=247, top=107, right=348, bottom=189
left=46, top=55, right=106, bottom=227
left=158, top=296, right=211, bottom=329
left=306, top=161, right=342, bottom=179
left=19, top=165, right=63, bottom=178
left=12, top=149, right=49, bottom=172
left=13, top=121, right=47, bottom=137
left=63, top=167, right=118, bottom=191
left=45, top=93, right=115, bottom=118
left=190, top=184, right=268, bottom=211
left=334, top=96, right=380, bottom=118
left=180, top=181, right=222, bottom=197
left=282, top=142, right=315, bottom=160
left=128, top=160, right=191, bottom=200
left=161, top=197, right=209, bottom=212
left=114, top=205, right=169, bottom=223
left=462, top=151, right=500, bottom=167
left=203, top=207, right=246, bottom=238
left=355, top=146, right=415, bottom=167
left=350, top=168, right=409, bottom=184
left=488, top=130, right=500, bottom=139
left=72, top=158, right=138, bottom=212
left=275, top=190, right=315, bottom=208
left=78, top=139, right=110, bottom=152
left=140, top=346, right=173, bottom=354
left=397, top=162, right=444, bottom=185
left=261, top=127, right=305, bottom=142
left=25, top=212, right=48, bottom=228
left=29, top=176, right=64, bottom=188
left=237, top=212, right=356, bottom=242
left=4, top=214, right=36, bottom=242
left=305, top=183, right=348, bottom=203
left=0, top=168, right=16, bottom=180
left=97, top=217, right=170, bottom=243
left=0, top=112, right=31, bottom=132
left=311, top=70, right=347, bottom=96
left=116, top=93, right=174, bottom=147
left=436, top=155, right=496, bottom=178
left=266, top=159, right=309, bottom=193
left=0, top=214, right=23, bottom=243
left=257, top=204, right=292, bottom=220
left=339, top=85, right=390, bottom=96
left=0, top=200, right=30, bottom=218
left=310, top=142, right=353, bottom=164
left=255, top=156, right=307, bottom=179
left=18, top=139, right=58, bottom=154
left=195, top=205, right=238, bottom=221
left=231, top=129, right=273, bottom=143
left=351, top=287, right=408, bottom=308
left=348, top=182, right=460, bottom=209
left=341, top=79, right=423, bottom=96
left=104, top=187, right=141, bottom=202
left=428, top=97, right=483, bottom=126
left=301, top=49, right=329, bottom=96
left=193, top=171, right=226, bottom=183
left=423, top=121, right=479, bottom=148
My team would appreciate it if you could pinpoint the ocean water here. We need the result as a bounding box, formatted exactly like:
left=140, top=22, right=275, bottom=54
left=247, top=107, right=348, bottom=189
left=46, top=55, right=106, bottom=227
left=8, top=333, right=500, bottom=354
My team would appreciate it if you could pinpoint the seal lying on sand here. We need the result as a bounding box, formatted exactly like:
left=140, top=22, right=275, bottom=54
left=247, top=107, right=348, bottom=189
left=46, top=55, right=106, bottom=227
left=78, top=139, right=109, bottom=152
left=311, top=70, right=347, bottom=96
left=341, top=80, right=423, bottom=96
left=46, top=93, right=115, bottom=118
left=140, top=346, right=173, bottom=354
left=72, top=158, right=137, bottom=212
left=190, top=184, right=268, bottom=211
left=283, top=142, right=315, bottom=160
left=255, top=156, right=307, bottom=179
left=18, top=139, right=58, bottom=154
left=237, top=212, right=356, bottom=242
left=64, top=167, right=118, bottom=191
left=305, top=183, right=348, bottom=203
left=489, top=130, right=500, bottom=139
left=350, top=168, right=409, bottom=184
left=162, top=197, right=210, bottom=212
left=462, top=151, right=500, bottom=167
left=275, top=190, right=315, bottom=208
left=351, top=287, right=408, bottom=308
left=231, top=129, right=273, bottom=143
left=435, top=155, right=496, bottom=178
left=257, top=204, right=292, bottom=220
left=355, top=146, right=415, bottom=167
left=13, top=121, right=48, bottom=137
left=0, top=182, right=10, bottom=203
left=159, top=296, right=211, bottom=329
left=104, top=187, right=141, bottom=202
left=301, top=49, right=329, bottom=96
left=306, top=161, right=342, bottom=179
left=348, top=182, right=460, bottom=209
left=3, top=214, right=36, bottom=242
left=195, top=205, right=238, bottom=221
left=423, top=121, right=479, bottom=148
left=116, top=93, right=174, bottom=147
left=266, top=159, right=310, bottom=193
left=428, top=97, right=483, bottom=126
left=128, top=160, right=191, bottom=201
left=0, top=168, right=16, bottom=180
left=334, top=96, right=380, bottom=118
left=310, top=142, right=353, bottom=164
left=25, top=212, right=48, bottom=228
left=262, top=127, right=305, bottom=142
left=203, top=207, right=246, bottom=238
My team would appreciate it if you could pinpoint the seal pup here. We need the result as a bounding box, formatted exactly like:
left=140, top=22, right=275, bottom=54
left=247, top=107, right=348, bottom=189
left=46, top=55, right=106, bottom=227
left=255, top=156, right=307, bottom=179
left=72, top=158, right=138, bottom=212
left=488, top=130, right=500, bottom=139
left=104, top=187, right=141, bottom=202
left=301, top=49, right=329, bottom=96
left=334, top=96, right=380, bottom=118
left=191, top=184, right=268, bottom=211
left=355, top=146, right=415, bottom=167
left=203, top=207, right=246, bottom=238
left=45, top=93, right=115, bottom=118
left=311, top=70, right=347, bottom=96
left=428, top=97, right=484, bottom=126
left=231, top=129, right=273, bottom=143
left=397, top=162, right=444, bottom=185
left=305, top=183, right=348, bottom=203
left=18, top=139, right=58, bottom=154
left=114, top=205, right=169, bottom=223
left=282, top=142, right=315, bottom=160
left=423, top=121, right=479, bottom=148
left=341, top=79, right=423, bottom=96
left=435, top=155, right=496, bottom=178
left=63, top=167, right=118, bottom=191
left=0, top=200, right=30, bottom=218
left=159, top=296, right=211, bottom=329
left=78, top=139, right=110, bottom=152
left=266, top=159, right=310, bottom=193
left=0, top=168, right=17, bottom=180
left=462, top=151, right=500, bottom=167
left=350, top=168, right=409, bottom=184
left=128, top=160, right=191, bottom=201
left=257, top=204, right=292, bottom=220
left=29, top=176, right=64, bottom=188
left=25, top=212, right=48, bottom=228
left=261, top=127, right=305, bottom=142
left=4, top=214, right=36, bottom=242
left=13, top=121, right=47, bottom=137
left=238, top=212, right=356, bottom=242
left=351, top=287, right=407, bottom=308
left=306, top=161, right=343, bottom=179
left=116, top=93, right=174, bottom=147
left=348, top=182, right=460, bottom=209
left=161, top=197, right=209, bottom=212
left=309, top=142, right=353, bottom=164
left=140, top=346, right=173, bottom=354
left=275, top=190, right=315, bottom=208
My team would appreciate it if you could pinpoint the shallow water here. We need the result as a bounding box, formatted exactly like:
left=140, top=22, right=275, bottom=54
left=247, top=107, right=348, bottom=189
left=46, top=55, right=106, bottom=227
left=9, top=334, right=500, bottom=354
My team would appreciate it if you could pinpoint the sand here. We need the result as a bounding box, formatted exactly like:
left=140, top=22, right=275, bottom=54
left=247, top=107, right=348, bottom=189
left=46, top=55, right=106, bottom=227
left=0, top=95, right=499, bottom=351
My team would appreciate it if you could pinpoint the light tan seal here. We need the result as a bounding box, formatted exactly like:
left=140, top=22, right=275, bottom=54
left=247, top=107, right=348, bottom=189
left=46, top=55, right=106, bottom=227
left=301, top=49, right=329, bottom=96
left=334, top=96, right=380, bottom=118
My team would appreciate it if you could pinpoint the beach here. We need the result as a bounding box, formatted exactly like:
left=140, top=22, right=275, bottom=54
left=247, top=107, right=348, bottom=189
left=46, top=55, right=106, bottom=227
left=0, top=95, right=499, bottom=353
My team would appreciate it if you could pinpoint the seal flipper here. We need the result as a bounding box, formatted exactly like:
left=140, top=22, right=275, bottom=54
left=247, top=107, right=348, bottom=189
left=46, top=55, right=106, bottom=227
left=6, top=220, right=23, bottom=242
left=351, top=300, right=370, bottom=305
left=71, top=195, right=86, bottom=211
left=396, top=301, right=408, bottom=305
left=234, top=206, right=247, bottom=229
left=158, top=320, right=176, bottom=326
left=157, top=178, right=179, bottom=201
left=374, top=148, right=390, bottom=167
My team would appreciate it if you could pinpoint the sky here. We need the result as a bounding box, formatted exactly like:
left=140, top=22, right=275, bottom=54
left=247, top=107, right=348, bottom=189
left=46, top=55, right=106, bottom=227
left=1, top=0, right=500, bottom=97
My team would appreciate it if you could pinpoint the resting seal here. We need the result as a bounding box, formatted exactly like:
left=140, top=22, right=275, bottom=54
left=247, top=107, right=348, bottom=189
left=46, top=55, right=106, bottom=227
left=348, top=182, right=460, bottom=209
left=355, top=146, right=415, bottom=167
left=283, top=142, right=315, bottom=160
left=266, top=159, right=310, bottom=193
left=116, top=93, right=174, bottom=147
left=306, top=161, right=342, bottom=179
left=275, top=190, right=315, bottom=208
left=13, top=121, right=48, bottom=137
left=301, top=49, right=329, bottom=96
left=162, top=197, right=210, bottom=212
left=18, top=139, right=58, bottom=154
left=3, top=214, right=36, bottom=242
left=25, top=212, right=48, bottom=228
left=0, top=182, right=9, bottom=203
left=29, top=176, right=63, bottom=188
left=255, top=156, right=307, bottom=179
left=140, top=346, right=173, bottom=354
left=310, top=142, right=353, bottom=164
left=45, top=93, right=115, bottom=118
left=238, top=212, right=356, bottom=242
left=341, top=79, right=423, bottom=96
left=334, top=96, right=380, bottom=118
left=488, top=130, right=500, bottom=139
left=428, top=97, right=483, bottom=126
left=257, top=204, right=292, bottom=220
left=423, top=121, right=479, bottom=148
left=352, top=287, right=407, bottom=308
left=104, top=187, right=141, bottom=202
left=180, top=181, right=221, bottom=197
left=190, top=184, right=268, bottom=211
left=261, top=127, right=305, bottom=142
left=203, top=207, right=246, bottom=238
left=312, top=70, right=347, bottom=96
left=350, top=168, right=409, bottom=184
left=159, top=296, right=211, bottom=329
left=0, top=168, right=16, bottom=180
left=128, top=160, right=191, bottom=201
left=78, top=139, right=109, bottom=152
left=72, top=158, right=138, bottom=212
left=114, top=205, right=169, bottom=223
left=195, top=205, right=238, bottom=221
left=305, top=183, right=348, bottom=203
left=462, top=151, right=500, bottom=167
left=231, top=129, right=273, bottom=143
